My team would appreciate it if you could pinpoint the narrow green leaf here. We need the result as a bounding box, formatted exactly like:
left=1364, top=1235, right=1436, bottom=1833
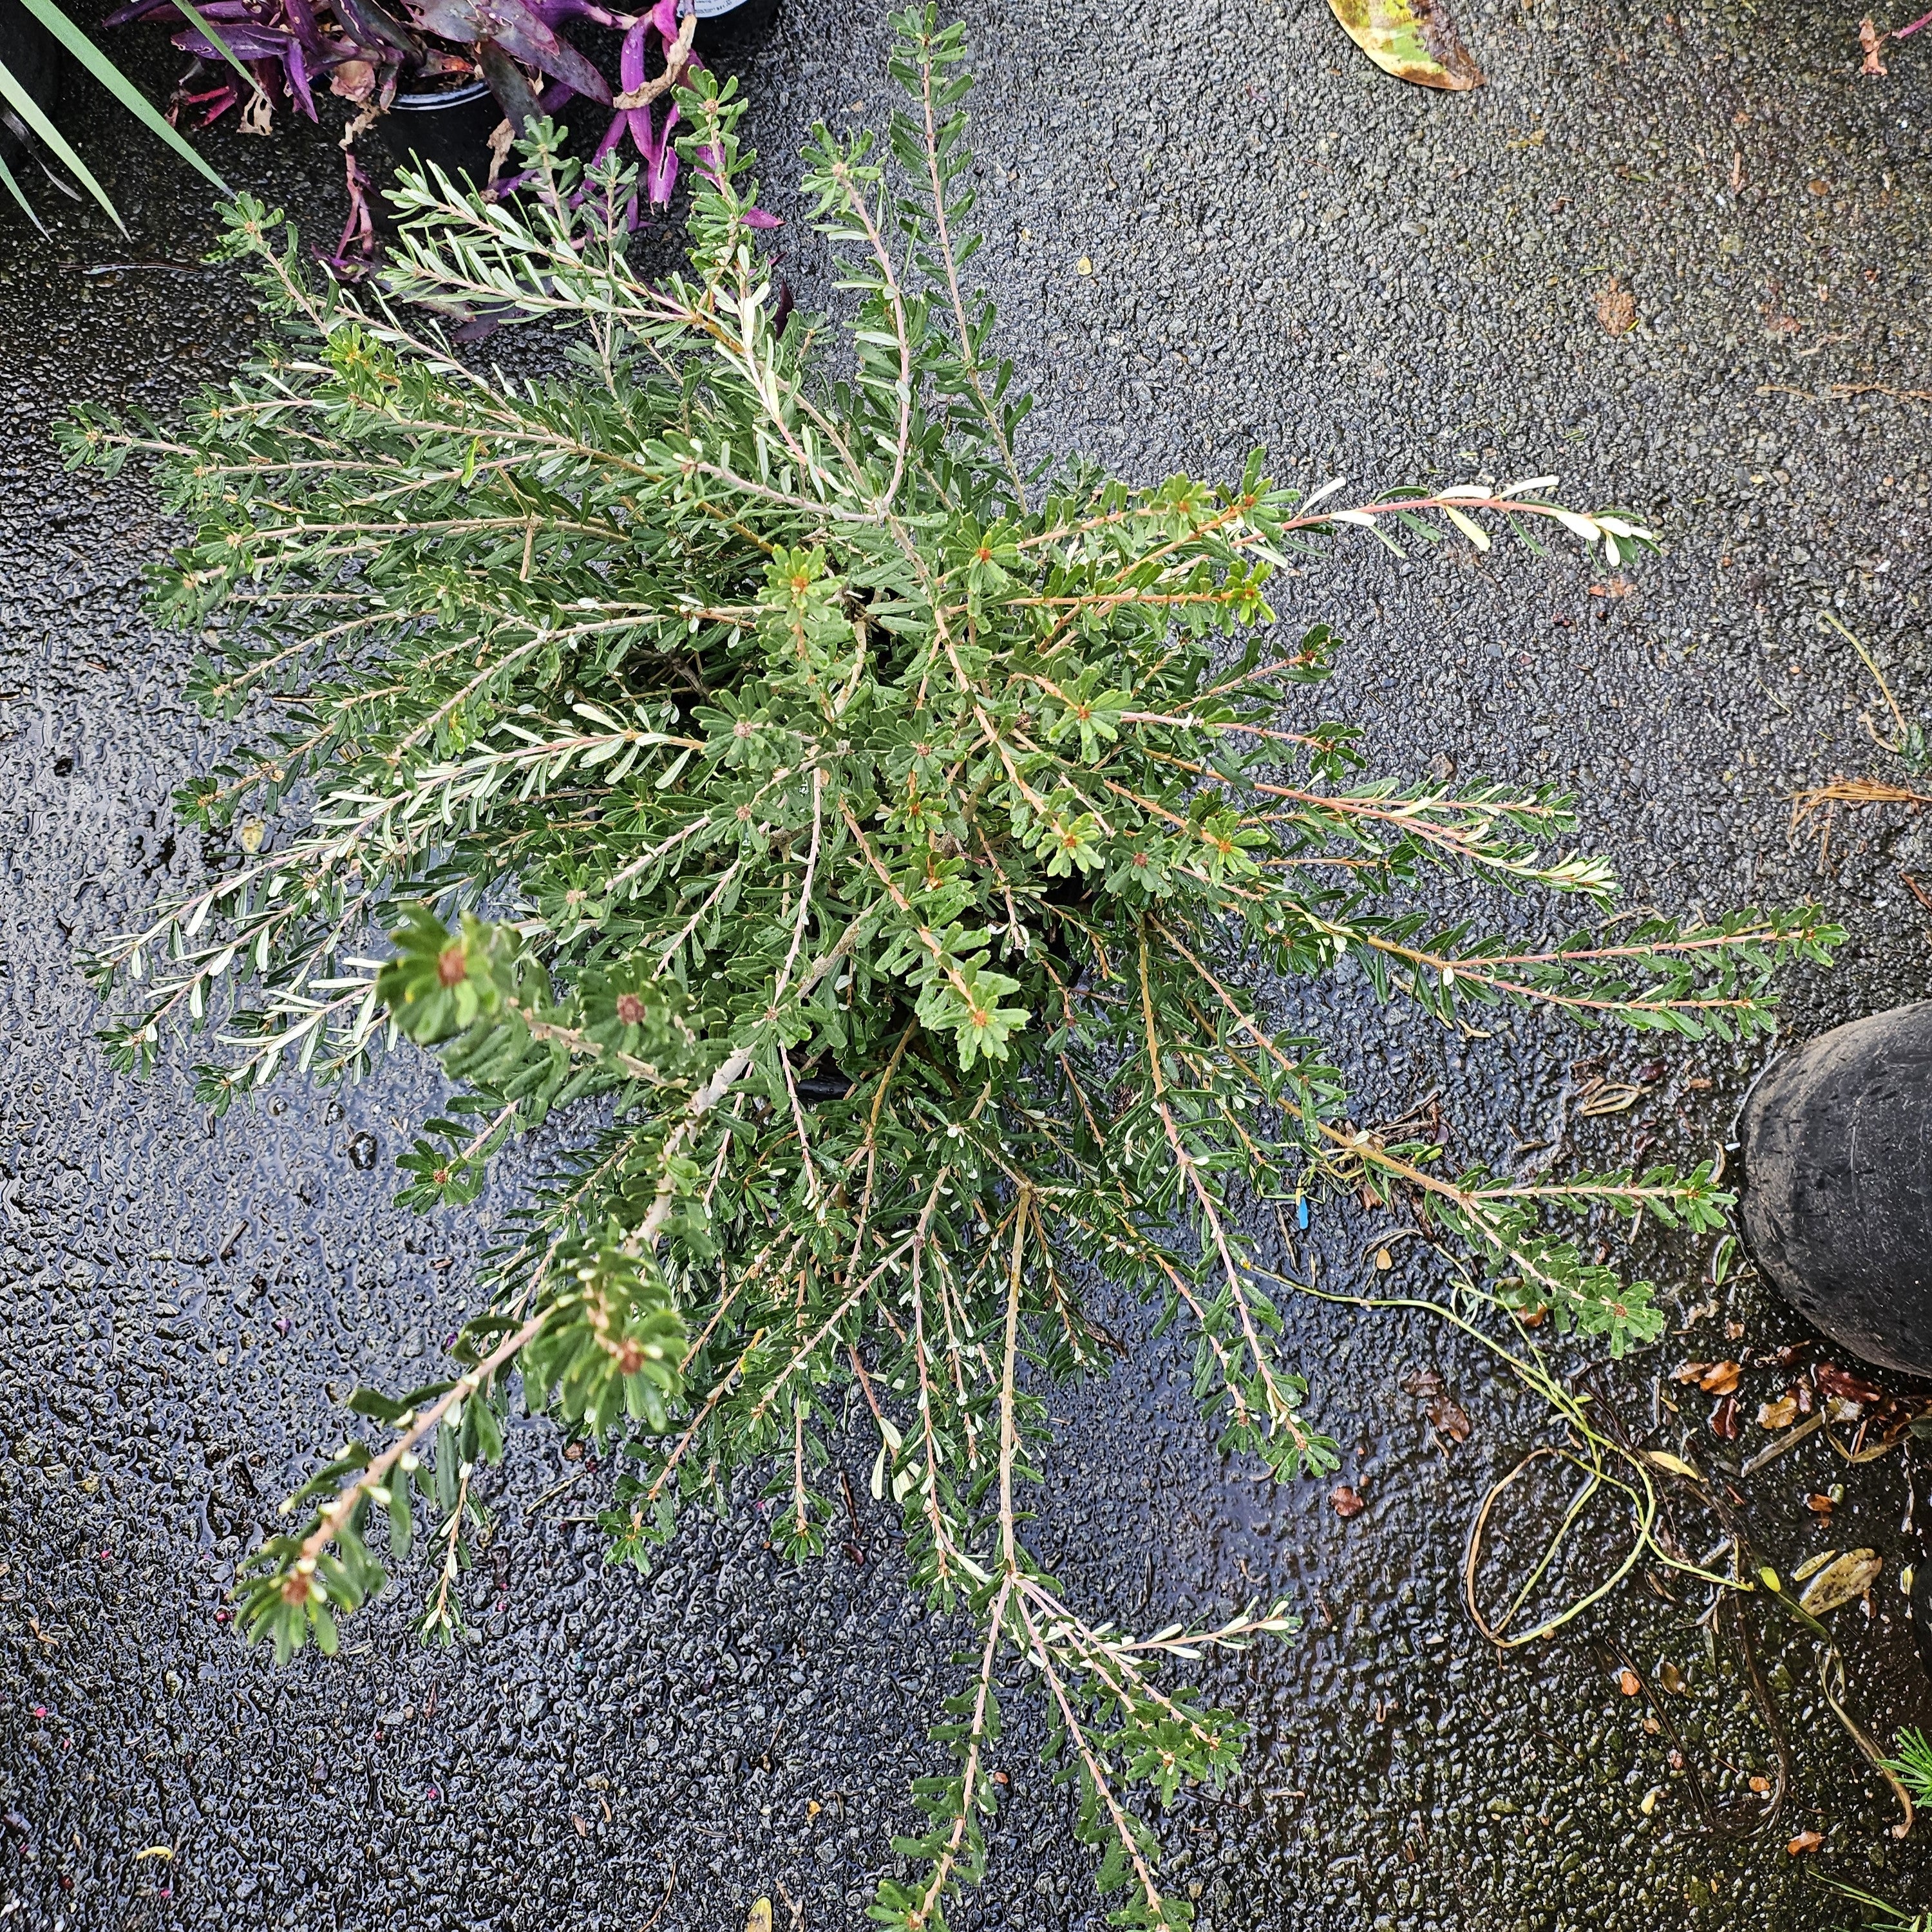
left=0, top=48, right=126, bottom=231
left=0, top=147, right=48, bottom=234
left=15, top=0, right=230, bottom=193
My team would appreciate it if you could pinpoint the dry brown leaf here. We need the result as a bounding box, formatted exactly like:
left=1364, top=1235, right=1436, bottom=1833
left=1816, top=1361, right=1883, bottom=1407
left=1403, top=1367, right=1473, bottom=1444
left=1579, top=1081, right=1645, bottom=1115
left=1699, top=1361, right=1742, bottom=1394
left=1617, top=1667, right=1641, bottom=1696
left=1757, top=1394, right=1798, bottom=1430
left=1788, top=1830, right=1824, bottom=1855
left=1710, top=1393, right=1739, bottom=1440
left=1658, top=1660, right=1686, bottom=1694
left=1672, top=1360, right=1712, bottom=1384
left=1861, top=18, right=1888, bottom=73
left=1797, top=1548, right=1881, bottom=1616
left=1598, top=278, right=1638, bottom=337
left=1331, top=1484, right=1365, bottom=1519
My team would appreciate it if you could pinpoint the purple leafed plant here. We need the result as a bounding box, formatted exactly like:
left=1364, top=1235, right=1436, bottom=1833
left=106, top=0, right=752, bottom=267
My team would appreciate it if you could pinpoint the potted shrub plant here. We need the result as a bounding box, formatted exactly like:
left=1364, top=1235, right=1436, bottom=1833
left=66, top=12, right=1838, bottom=1922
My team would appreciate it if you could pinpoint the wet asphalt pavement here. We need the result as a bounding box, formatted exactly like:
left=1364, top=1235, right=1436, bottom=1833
left=5, top=0, right=1932, bottom=1926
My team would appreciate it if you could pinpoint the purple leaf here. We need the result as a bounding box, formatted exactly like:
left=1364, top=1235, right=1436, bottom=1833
left=283, top=37, right=319, bottom=118
left=618, top=11, right=647, bottom=90
left=169, top=21, right=299, bottom=62
left=406, top=0, right=610, bottom=103
left=102, top=0, right=184, bottom=25
left=643, top=100, right=678, bottom=202
left=526, top=0, right=633, bottom=22
left=333, top=0, right=421, bottom=59
left=280, top=0, right=326, bottom=57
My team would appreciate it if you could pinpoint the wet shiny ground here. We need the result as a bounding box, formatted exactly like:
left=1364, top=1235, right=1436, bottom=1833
left=4, top=0, right=1932, bottom=1925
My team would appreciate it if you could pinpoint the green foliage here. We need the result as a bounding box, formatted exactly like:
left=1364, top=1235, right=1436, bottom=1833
left=1823, top=1878, right=1932, bottom=1932
left=1, top=0, right=227, bottom=233
left=70, top=12, right=1841, bottom=1922
left=1887, top=1725, right=1932, bottom=1809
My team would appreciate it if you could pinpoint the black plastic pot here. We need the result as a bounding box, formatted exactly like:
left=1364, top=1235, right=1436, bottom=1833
left=684, top=0, right=781, bottom=54
left=1739, top=1000, right=1932, bottom=1376
left=0, top=0, right=63, bottom=167
left=374, top=77, right=504, bottom=187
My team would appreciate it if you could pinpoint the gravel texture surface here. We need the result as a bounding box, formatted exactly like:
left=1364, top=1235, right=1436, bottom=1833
left=4, top=0, right=1932, bottom=1927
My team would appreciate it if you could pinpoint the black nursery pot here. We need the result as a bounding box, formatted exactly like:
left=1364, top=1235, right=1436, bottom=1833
left=0, top=0, right=63, bottom=166
left=683, top=0, right=781, bottom=54
left=374, top=78, right=504, bottom=187
left=1738, top=1000, right=1932, bottom=1376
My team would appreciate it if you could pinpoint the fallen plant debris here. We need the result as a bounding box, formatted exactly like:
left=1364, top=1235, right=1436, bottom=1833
left=1307, top=1252, right=1909, bottom=1840
left=1597, top=277, right=1638, bottom=337
left=1815, top=1361, right=1884, bottom=1408
left=1759, top=379, right=1932, bottom=404
left=1674, top=1358, right=1742, bottom=1394
left=1323, top=0, right=1483, bottom=88
left=62, top=12, right=1850, bottom=1922
left=1795, top=1548, right=1883, bottom=1616
left=1403, top=1365, right=1472, bottom=1444
left=1331, top=1484, right=1367, bottom=1519
left=1791, top=616, right=1931, bottom=869
left=1577, top=1077, right=1645, bottom=1116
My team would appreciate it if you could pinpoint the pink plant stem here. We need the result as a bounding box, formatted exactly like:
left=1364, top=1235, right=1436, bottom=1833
left=1894, top=6, right=1932, bottom=35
